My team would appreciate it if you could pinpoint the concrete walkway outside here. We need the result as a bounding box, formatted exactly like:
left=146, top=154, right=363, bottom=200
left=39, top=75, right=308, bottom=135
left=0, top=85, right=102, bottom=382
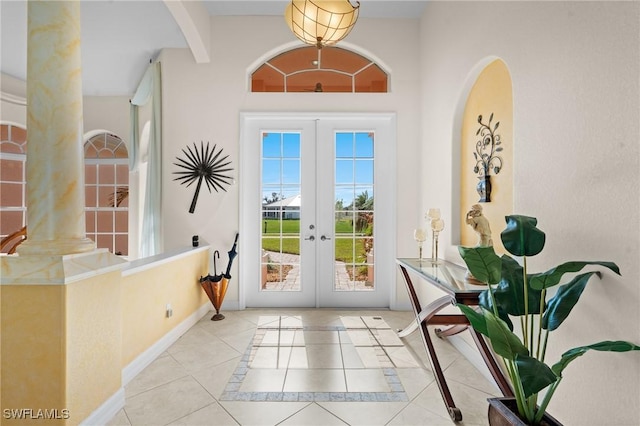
left=263, top=251, right=372, bottom=291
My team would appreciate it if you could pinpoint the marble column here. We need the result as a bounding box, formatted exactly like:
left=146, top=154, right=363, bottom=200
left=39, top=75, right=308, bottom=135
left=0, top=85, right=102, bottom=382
left=19, top=0, right=95, bottom=256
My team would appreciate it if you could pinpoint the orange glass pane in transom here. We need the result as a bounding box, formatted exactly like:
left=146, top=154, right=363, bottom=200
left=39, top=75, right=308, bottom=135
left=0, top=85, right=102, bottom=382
left=287, top=71, right=352, bottom=93
left=355, top=64, right=388, bottom=93
left=321, top=47, right=370, bottom=73
left=252, top=64, right=285, bottom=92
left=269, top=47, right=318, bottom=74
left=251, top=46, right=388, bottom=93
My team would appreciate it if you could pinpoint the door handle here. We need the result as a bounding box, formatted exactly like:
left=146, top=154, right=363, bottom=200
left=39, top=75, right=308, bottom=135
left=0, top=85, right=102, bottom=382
left=304, top=235, right=315, bottom=241
left=320, top=235, right=332, bottom=241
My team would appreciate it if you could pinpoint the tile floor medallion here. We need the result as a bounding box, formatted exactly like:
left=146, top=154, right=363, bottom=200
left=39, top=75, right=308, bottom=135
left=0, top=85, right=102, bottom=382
left=218, top=315, right=418, bottom=402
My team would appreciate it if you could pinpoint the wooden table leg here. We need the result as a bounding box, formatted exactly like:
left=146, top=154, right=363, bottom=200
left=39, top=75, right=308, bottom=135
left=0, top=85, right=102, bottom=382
left=399, top=265, right=463, bottom=422
left=469, top=328, right=514, bottom=397
left=419, top=318, right=463, bottom=422
left=435, top=324, right=468, bottom=338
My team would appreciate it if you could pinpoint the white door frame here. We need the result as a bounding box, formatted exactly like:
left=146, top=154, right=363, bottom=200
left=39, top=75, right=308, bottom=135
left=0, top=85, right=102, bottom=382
left=239, top=112, right=397, bottom=309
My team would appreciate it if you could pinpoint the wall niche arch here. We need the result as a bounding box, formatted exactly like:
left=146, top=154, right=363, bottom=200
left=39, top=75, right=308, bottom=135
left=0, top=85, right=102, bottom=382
left=453, top=58, right=514, bottom=254
left=251, top=46, right=388, bottom=93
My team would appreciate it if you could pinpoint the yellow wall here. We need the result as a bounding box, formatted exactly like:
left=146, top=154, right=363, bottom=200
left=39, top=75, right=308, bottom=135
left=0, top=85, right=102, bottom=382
left=460, top=59, right=513, bottom=253
left=1, top=285, right=66, bottom=425
left=121, top=250, right=209, bottom=367
left=1, top=248, right=209, bottom=425
left=65, top=271, right=122, bottom=424
left=1, top=273, right=122, bottom=425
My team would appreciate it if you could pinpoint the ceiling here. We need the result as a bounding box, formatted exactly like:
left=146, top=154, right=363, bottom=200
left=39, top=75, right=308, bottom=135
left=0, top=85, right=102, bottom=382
left=0, top=1, right=427, bottom=97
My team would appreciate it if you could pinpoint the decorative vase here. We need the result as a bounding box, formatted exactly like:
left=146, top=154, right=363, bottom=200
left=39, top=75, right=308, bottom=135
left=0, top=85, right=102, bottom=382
left=487, top=398, right=563, bottom=426
left=477, top=175, right=492, bottom=202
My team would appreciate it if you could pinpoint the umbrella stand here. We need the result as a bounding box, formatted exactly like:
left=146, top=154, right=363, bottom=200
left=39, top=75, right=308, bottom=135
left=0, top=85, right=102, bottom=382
left=199, top=250, right=223, bottom=320
left=200, top=273, right=227, bottom=321
left=210, top=276, right=229, bottom=321
left=199, top=234, right=238, bottom=321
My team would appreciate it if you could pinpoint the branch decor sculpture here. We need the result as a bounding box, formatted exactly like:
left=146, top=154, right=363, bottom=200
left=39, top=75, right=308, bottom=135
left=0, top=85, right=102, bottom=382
left=473, top=113, right=503, bottom=202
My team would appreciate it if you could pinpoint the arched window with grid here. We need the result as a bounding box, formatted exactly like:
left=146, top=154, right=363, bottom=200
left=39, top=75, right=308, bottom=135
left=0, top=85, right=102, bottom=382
left=84, top=132, right=129, bottom=256
left=0, top=123, right=27, bottom=253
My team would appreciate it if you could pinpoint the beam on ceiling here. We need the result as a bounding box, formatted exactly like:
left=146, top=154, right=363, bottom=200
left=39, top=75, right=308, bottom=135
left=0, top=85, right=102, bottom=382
left=163, top=0, right=211, bottom=63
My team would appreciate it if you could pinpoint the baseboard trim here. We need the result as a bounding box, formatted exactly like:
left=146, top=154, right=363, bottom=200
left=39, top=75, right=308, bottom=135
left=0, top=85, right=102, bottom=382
left=222, top=300, right=239, bottom=311
left=80, top=388, right=125, bottom=426
left=82, top=303, right=211, bottom=425
left=121, top=302, right=212, bottom=386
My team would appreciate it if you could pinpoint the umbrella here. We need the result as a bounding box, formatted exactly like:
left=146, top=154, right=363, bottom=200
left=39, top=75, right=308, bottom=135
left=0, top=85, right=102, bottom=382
left=199, top=233, right=238, bottom=321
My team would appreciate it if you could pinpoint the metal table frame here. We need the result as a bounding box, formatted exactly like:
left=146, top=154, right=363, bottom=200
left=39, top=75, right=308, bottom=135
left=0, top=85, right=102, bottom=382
left=396, top=258, right=513, bottom=422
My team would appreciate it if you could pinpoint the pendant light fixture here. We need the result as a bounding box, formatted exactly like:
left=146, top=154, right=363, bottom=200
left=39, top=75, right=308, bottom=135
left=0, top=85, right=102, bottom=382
left=284, top=1, right=360, bottom=49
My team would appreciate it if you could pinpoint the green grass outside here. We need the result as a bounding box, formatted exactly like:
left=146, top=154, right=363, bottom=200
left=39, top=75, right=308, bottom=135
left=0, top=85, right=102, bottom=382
left=261, top=218, right=370, bottom=263
left=261, top=218, right=362, bottom=235
left=261, top=219, right=301, bottom=234
left=262, top=237, right=368, bottom=263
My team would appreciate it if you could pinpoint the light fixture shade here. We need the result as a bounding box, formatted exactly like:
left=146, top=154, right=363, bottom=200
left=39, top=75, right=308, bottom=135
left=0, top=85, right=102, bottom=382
left=285, top=1, right=360, bottom=49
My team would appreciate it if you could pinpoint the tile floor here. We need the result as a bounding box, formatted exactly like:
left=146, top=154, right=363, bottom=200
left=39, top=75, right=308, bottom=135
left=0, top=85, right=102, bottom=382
left=108, top=309, right=501, bottom=426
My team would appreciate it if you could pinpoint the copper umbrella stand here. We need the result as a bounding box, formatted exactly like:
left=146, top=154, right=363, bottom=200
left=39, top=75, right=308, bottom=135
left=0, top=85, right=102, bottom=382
left=200, top=233, right=238, bottom=321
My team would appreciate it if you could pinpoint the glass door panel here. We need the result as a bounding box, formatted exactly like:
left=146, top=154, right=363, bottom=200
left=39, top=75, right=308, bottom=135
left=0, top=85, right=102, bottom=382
left=334, top=132, right=375, bottom=292
left=260, top=132, right=302, bottom=292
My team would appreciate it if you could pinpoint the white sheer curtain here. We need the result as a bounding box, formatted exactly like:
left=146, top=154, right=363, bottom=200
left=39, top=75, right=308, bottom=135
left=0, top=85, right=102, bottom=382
left=130, top=62, right=162, bottom=257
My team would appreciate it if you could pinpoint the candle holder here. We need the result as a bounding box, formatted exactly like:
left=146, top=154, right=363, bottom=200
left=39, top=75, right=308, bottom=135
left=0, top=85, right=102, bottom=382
left=413, top=228, right=427, bottom=260
left=425, top=208, right=444, bottom=261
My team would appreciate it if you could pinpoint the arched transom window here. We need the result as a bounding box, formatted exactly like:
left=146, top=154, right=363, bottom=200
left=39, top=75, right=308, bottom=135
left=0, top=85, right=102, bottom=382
left=251, top=46, right=388, bottom=93
left=84, top=132, right=129, bottom=256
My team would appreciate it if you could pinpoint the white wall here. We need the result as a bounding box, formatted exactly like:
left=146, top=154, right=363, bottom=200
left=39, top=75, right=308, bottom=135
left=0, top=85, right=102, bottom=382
left=83, top=96, right=129, bottom=141
left=1, top=74, right=129, bottom=137
left=159, top=16, right=422, bottom=307
left=1, top=74, right=27, bottom=124
left=419, top=1, right=640, bottom=424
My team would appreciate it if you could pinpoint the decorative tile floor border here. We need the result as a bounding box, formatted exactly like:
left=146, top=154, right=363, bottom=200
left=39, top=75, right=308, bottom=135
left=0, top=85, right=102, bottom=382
left=219, top=318, right=410, bottom=402
left=219, top=347, right=408, bottom=402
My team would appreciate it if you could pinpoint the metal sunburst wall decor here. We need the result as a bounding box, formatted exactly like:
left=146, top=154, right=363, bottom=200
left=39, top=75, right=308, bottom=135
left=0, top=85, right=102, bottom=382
left=173, top=141, right=233, bottom=213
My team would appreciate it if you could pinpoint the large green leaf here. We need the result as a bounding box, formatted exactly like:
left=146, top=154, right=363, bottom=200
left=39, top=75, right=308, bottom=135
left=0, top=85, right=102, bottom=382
left=552, top=341, right=640, bottom=377
left=458, top=246, right=502, bottom=284
left=479, top=255, right=543, bottom=320
left=542, top=272, right=599, bottom=331
left=530, top=261, right=620, bottom=290
left=484, top=308, right=528, bottom=360
left=457, top=304, right=489, bottom=336
left=478, top=293, right=514, bottom=330
left=500, top=215, right=546, bottom=257
left=514, top=354, right=558, bottom=397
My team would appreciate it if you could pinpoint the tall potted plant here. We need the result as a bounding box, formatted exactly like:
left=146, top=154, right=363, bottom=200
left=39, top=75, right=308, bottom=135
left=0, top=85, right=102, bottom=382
left=458, top=215, right=640, bottom=425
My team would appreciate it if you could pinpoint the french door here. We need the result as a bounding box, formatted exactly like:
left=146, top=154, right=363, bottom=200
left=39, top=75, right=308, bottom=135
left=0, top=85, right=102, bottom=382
left=240, top=113, right=395, bottom=308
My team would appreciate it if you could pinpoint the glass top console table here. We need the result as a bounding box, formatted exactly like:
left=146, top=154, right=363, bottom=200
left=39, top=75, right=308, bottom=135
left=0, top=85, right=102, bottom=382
left=396, top=258, right=513, bottom=422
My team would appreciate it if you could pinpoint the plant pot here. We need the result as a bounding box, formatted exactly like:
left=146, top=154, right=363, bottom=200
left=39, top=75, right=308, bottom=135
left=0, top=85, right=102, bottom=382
left=488, top=398, right=563, bottom=426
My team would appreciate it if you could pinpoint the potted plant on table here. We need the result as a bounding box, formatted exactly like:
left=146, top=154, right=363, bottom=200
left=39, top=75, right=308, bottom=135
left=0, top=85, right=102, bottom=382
left=457, top=215, right=640, bottom=425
